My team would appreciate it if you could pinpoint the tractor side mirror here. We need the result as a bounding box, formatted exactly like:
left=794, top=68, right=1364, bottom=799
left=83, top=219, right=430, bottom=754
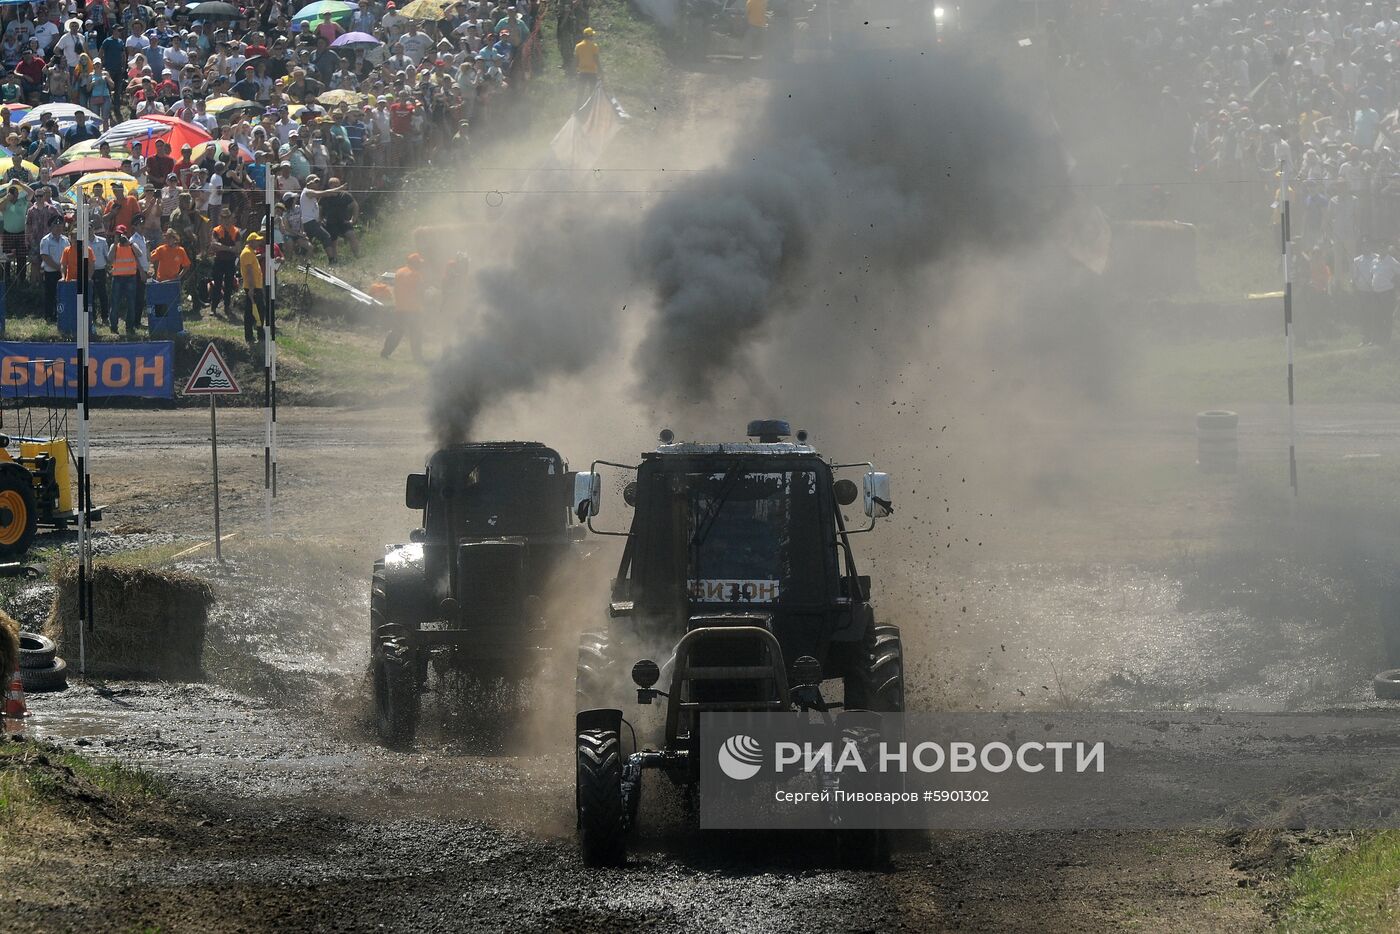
left=863, top=471, right=892, bottom=519
left=833, top=478, right=858, bottom=506
left=574, top=471, right=601, bottom=521
left=405, top=473, right=428, bottom=511
left=623, top=481, right=638, bottom=507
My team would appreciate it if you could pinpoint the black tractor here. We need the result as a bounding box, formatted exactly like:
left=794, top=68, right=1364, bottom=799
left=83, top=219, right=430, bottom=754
left=371, top=442, right=584, bottom=746
left=571, top=420, right=901, bottom=865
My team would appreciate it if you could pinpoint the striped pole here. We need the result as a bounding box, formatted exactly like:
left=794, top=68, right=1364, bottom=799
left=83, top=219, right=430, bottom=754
left=1280, top=162, right=1299, bottom=498
left=264, top=164, right=277, bottom=530
left=74, top=188, right=93, bottom=676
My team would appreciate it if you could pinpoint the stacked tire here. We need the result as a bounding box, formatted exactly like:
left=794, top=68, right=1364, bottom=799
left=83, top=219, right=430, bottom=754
left=18, top=632, right=67, bottom=692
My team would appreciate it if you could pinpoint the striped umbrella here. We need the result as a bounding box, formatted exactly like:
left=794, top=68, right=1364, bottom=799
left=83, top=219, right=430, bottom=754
left=18, top=103, right=102, bottom=128
left=99, top=116, right=211, bottom=155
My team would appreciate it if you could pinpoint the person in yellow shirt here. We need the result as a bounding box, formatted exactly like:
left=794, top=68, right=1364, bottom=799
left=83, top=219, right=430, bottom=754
left=746, top=0, right=767, bottom=59
left=574, top=27, right=602, bottom=108
left=239, top=232, right=266, bottom=345
left=148, top=228, right=192, bottom=324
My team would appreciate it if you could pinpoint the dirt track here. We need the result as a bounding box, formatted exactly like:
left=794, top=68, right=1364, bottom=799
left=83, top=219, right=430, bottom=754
left=5, top=402, right=1400, bottom=930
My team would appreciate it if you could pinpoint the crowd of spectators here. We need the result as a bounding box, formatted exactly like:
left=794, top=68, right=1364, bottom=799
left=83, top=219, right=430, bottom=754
left=0, top=0, right=600, bottom=342
left=1045, top=0, right=1400, bottom=342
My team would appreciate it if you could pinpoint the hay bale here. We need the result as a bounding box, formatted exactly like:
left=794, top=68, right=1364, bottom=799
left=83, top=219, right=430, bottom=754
left=0, top=609, right=16, bottom=679
left=44, top=564, right=213, bottom=681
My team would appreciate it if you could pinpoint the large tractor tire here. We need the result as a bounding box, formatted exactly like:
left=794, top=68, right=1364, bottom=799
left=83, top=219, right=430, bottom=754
left=845, top=623, right=905, bottom=712
left=576, top=630, right=614, bottom=709
left=0, top=462, right=38, bottom=560
left=576, top=727, right=627, bottom=866
left=369, top=563, right=390, bottom=655
left=374, top=638, right=420, bottom=748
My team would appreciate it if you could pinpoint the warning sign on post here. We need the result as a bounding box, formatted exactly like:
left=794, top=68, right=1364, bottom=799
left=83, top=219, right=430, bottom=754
left=184, top=343, right=241, bottom=396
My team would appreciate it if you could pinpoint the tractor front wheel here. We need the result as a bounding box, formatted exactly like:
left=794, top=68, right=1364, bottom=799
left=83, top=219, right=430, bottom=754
left=576, top=727, right=627, bottom=866
left=0, top=462, right=38, bottom=560
left=845, top=623, right=905, bottom=713
left=374, top=639, right=421, bottom=748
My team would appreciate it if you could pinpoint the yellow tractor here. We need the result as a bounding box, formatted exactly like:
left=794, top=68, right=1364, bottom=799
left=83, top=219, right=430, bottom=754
left=0, top=434, right=81, bottom=560
left=0, top=361, right=99, bottom=561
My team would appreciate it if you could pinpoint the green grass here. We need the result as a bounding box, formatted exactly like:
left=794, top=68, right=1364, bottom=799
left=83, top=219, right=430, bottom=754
left=1134, top=336, right=1400, bottom=409
left=0, top=739, right=163, bottom=823
left=1281, top=832, right=1400, bottom=933
left=524, top=0, right=669, bottom=133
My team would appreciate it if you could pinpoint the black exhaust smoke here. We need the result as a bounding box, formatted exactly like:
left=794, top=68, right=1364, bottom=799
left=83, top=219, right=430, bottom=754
left=429, top=50, right=1073, bottom=443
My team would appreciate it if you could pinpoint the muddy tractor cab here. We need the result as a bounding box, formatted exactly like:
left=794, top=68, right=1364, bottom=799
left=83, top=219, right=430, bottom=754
left=572, top=419, right=901, bottom=865
left=371, top=441, right=582, bottom=746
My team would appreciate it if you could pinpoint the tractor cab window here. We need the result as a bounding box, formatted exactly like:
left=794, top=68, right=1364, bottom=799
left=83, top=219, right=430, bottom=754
left=683, top=469, right=825, bottom=606
left=427, top=453, right=561, bottom=540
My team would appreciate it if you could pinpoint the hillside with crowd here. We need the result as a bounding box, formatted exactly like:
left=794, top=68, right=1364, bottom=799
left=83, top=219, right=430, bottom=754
left=1046, top=0, right=1400, bottom=341
left=0, top=0, right=604, bottom=343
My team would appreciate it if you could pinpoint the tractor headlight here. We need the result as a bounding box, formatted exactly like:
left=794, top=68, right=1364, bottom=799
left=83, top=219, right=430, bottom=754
left=933, top=5, right=945, bottom=20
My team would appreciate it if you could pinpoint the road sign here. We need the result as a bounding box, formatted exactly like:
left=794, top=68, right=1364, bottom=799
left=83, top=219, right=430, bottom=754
left=184, top=343, right=241, bottom=396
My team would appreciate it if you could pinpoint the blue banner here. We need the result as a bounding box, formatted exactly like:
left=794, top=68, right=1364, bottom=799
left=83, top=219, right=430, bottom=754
left=0, top=341, right=174, bottom=399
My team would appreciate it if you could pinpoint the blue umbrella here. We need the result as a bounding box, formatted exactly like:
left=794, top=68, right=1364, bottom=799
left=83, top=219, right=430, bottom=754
left=292, top=0, right=355, bottom=23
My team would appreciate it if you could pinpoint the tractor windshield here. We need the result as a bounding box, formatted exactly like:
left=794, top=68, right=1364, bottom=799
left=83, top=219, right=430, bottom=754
left=427, top=452, right=562, bottom=539
left=683, top=468, right=826, bottom=606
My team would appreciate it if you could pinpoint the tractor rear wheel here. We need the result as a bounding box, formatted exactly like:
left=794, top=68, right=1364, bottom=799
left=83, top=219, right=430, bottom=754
left=576, top=727, right=627, bottom=866
left=374, top=639, right=420, bottom=748
left=0, top=462, right=38, bottom=560
left=845, top=623, right=905, bottom=712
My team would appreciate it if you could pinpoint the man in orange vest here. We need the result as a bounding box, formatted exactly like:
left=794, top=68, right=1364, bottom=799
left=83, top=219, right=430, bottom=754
left=209, top=207, right=243, bottom=320
left=108, top=224, right=144, bottom=336
left=60, top=235, right=96, bottom=318
left=380, top=252, right=424, bottom=363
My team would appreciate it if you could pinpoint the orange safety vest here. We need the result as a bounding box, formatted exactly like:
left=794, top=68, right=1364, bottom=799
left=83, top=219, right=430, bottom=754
left=110, top=242, right=139, bottom=276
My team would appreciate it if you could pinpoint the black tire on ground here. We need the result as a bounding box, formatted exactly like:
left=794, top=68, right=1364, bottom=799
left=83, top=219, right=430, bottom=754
left=576, top=630, right=613, bottom=709
left=577, top=727, right=627, bottom=866
left=1374, top=669, right=1400, bottom=700
left=374, top=639, right=420, bottom=747
left=0, top=461, right=38, bottom=560
left=18, top=631, right=56, bottom=669
left=845, top=623, right=905, bottom=712
left=20, top=656, right=67, bottom=692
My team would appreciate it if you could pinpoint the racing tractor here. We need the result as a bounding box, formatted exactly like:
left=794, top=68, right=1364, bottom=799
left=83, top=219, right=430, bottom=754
left=371, top=442, right=584, bottom=747
left=572, top=420, right=901, bottom=865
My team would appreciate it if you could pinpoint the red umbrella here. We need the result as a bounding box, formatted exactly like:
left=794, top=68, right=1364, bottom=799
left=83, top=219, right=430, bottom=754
left=50, top=157, right=122, bottom=177
left=101, top=115, right=212, bottom=156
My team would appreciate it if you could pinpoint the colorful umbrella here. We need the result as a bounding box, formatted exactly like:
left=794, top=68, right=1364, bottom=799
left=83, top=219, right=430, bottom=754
left=206, top=96, right=262, bottom=118
left=67, top=171, right=141, bottom=200
left=18, top=103, right=102, bottom=128
left=50, top=157, right=122, bottom=177
left=190, top=139, right=255, bottom=163
left=291, top=0, right=354, bottom=23
left=59, top=139, right=134, bottom=162
left=99, top=116, right=211, bottom=156
left=330, top=31, right=381, bottom=49
left=0, top=159, right=41, bottom=181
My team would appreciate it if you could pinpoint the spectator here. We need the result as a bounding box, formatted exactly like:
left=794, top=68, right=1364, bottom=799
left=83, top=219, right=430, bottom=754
left=0, top=180, right=27, bottom=281
left=148, top=227, right=190, bottom=320
left=107, top=223, right=141, bottom=335
left=37, top=214, right=65, bottom=321
left=239, top=230, right=265, bottom=344
left=208, top=205, right=241, bottom=319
